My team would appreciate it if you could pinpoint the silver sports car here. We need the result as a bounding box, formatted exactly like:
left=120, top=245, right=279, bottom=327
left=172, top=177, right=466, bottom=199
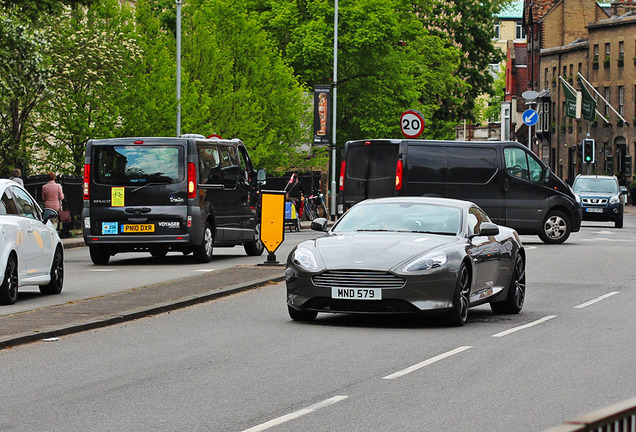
left=285, top=197, right=526, bottom=326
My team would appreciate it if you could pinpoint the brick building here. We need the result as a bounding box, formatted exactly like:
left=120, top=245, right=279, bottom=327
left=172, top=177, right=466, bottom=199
left=523, top=0, right=636, bottom=184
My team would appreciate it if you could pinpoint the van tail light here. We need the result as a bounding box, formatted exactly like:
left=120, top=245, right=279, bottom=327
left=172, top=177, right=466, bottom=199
left=339, top=161, right=346, bottom=191
left=83, top=164, right=90, bottom=200
left=395, top=160, right=403, bottom=191
left=187, top=162, right=196, bottom=198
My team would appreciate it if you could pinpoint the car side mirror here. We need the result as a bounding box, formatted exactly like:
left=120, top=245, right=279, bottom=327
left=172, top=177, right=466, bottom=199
left=42, top=208, right=58, bottom=223
left=311, top=217, right=329, bottom=232
left=477, top=222, right=499, bottom=237
left=256, top=168, right=266, bottom=185
left=544, top=167, right=551, bottom=183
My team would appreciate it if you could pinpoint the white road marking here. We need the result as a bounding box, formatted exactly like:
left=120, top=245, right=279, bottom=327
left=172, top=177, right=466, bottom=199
left=88, top=269, right=116, bottom=272
left=382, top=346, right=473, bottom=380
left=574, top=291, right=619, bottom=309
left=242, top=396, right=348, bottom=432
left=194, top=269, right=216, bottom=272
left=492, top=315, right=556, bottom=337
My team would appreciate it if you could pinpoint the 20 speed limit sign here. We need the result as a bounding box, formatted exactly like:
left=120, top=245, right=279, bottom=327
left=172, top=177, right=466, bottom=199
left=400, top=110, right=424, bottom=138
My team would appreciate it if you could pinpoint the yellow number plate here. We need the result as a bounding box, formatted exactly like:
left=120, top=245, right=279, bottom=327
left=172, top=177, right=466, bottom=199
left=122, top=224, right=155, bottom=233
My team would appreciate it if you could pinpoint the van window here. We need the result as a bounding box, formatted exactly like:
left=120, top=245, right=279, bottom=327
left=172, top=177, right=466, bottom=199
left=198, top=144, right=222, bottom=185
left=504, top=147, right=543, bottom=183
left=94, top=146, right=184, bottom=186
left=407, top=146, right=446, bottom=183
left=219, top=146, right=239, bottom=189
left=447, top=147, right=498, bottom=184
left=347, top=145, right=398, bottom=180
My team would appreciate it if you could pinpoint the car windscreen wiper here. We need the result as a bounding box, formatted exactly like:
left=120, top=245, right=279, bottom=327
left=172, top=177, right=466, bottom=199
left=131, top=181, right=173, bottom=193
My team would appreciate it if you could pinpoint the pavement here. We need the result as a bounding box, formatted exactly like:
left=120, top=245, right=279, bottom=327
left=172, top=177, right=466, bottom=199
left=0, top=224, right=315, bottom=350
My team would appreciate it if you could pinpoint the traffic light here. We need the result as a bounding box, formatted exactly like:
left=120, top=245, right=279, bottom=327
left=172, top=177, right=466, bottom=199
left=582, top=139, right=595, bottom=164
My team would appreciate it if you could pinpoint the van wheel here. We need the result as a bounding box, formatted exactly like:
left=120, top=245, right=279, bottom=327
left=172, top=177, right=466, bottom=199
left=39, top=246, right=64, bottom=295
left=89, top=245, right=110, bottom=265
left=538, top=210, right=571, bottom=244
left=150, top=246, right=169, bottom=258
left=194, top=223, right=214, bottom=263
left=0, top=255, right=18, bottom=305
left=244, top=223, right=265, bottom=256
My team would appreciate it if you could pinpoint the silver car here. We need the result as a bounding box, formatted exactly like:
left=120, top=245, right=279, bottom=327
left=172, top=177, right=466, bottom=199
left=285, top=197, right=526, bottom=326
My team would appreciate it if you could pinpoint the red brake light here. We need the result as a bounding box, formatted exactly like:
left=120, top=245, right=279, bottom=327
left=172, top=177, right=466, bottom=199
left=134, top=140, right=144, bottom=144
left=83, top=164, right=90, bottom=200
left=339, top=161, right=346, bottom=191
left=187, top=162, right=196, bottom=198
left=395, top=160, right=403, bottom=191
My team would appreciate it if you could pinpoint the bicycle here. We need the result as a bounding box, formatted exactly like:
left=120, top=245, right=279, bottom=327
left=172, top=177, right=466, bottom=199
left=304, top=190, right=327, bottom=220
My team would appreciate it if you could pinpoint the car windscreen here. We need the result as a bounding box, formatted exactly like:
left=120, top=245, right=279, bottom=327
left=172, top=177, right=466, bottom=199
left=333, top=202, right=461, bottom=235
left=93, top=145, right=184, bottom=186
left=573, top=178, right=618, bottom=194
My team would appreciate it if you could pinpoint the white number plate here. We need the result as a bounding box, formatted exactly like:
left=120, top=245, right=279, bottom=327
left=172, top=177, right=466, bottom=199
left=331, top=287, right=382, bottom=300
left=586, top=208, right=603, bottom=213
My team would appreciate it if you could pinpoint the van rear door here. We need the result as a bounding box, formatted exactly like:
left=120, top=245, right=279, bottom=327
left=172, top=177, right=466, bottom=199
left=342, top=140, right=399, bottom=208
left=88, top=142, right=188, bottom=236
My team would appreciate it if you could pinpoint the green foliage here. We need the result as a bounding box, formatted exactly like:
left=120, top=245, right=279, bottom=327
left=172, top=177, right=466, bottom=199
left=32, top=0, right=141, bottom=174
left=0, top=12, right=49, bottom=175
left=0, top=0, right=95, bottom=21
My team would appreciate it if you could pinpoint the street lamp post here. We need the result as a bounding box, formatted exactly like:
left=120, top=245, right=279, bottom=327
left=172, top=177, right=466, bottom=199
left=176, top=0, right=182, bottom=137
left=329, top=0, right=338, bottom=218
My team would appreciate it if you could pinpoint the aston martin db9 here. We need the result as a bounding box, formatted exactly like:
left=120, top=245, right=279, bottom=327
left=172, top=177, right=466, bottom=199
left=285, top=197, right=525, bottom=326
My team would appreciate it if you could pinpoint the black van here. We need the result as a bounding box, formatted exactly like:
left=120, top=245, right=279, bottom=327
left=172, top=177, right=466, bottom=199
left=338, top=139, right=582, bottom=244
left=82, top=136, right=266, bottom=264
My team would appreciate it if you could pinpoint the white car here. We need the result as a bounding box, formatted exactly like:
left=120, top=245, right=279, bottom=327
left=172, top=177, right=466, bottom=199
left=0, top=179, right=64, bottom=305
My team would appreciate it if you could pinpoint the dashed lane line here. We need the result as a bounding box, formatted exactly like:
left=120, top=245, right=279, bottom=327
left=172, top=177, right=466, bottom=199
left=382, top=346, right=473, bottom=380
left=241, top=396, right=349, bottom=432
left=574, top=291, right=619, bottom=309
left=492, top=315, right=557, bottom=338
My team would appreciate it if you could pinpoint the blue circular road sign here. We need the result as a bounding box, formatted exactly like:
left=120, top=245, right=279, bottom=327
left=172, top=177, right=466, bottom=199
left=522, top=109, right=539, bottom=126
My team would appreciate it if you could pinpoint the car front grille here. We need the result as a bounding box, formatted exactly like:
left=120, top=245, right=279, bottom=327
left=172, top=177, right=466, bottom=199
left=312, top=270, right=406, bottom=289
left=582, top=198, right=608, bottom=205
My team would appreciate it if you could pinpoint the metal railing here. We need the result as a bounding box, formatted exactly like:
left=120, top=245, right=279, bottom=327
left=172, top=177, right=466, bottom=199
left=542, top=396, right=636, bottom=431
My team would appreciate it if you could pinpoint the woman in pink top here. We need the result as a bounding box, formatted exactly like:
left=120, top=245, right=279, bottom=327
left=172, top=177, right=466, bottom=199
left=42, top=172, right=65, bottom=211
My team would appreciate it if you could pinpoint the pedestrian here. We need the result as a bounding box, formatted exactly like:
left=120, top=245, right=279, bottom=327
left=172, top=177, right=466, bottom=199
left=9, top=168, right=23, bottom=187
left=42, top=172, right=65, bottom=229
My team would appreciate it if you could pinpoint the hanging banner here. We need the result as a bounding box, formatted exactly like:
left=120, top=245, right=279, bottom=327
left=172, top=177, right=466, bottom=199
left=581, top=84, right=597, bottom=121
left=562, top=80, right=578, bottom=119
left=313, top=85, right=332, bottom=146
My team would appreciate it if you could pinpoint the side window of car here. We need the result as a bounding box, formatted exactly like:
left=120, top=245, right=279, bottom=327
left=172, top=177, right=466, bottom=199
left=219, top=147, right=239, bottom=189
left=198, top=144, right=222, bottom=185
left=504, top=147, right=529, bottom=181
left=11, top=187, right=40, bottom=220
left=1, top=191, right=19, bottom=215
left=468, top=206, right=490, bottom=236
left=526, top=153, right=544, bottom=183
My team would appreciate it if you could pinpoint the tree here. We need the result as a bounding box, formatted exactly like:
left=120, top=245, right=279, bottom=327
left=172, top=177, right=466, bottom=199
left=177, top=0, right=312, bottom=173
left=0, top=0, right=95, bottom=21
left=32, top=0, right=141, bottom=174
left=0, top=12, right=49, bottom=174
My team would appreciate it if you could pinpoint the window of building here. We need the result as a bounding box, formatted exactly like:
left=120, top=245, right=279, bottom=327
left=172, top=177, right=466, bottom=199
left=552, top=66, right=557, bottom=86
left=494, top=22, right=500, bottom=39
left=618, top=86, right=624, bottom=116
left=544, top=68, right=548, bottom=88
left=515, top=21, right=526, bottom=40
left=562, top=65, right=567, bottom=78
left=619, top=41, right=624, bottom=58
left=593, top=44, right=599, bottom=62
left=605, top=43, right=611, bottom=60
left=604, top=87, right=611, bottom=117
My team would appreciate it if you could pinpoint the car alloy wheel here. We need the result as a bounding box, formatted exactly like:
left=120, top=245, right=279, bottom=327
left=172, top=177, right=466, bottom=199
left=539, top=210, right=571, bottom=244
left=40, top=246, right=64, bottom=295
left=0, top=255, right=19, bottom=305
left=194, top=223, right=214, bottom=263
left=447, top=263, right=470, bottom=326
left=491, top=253, right=525, bottom=314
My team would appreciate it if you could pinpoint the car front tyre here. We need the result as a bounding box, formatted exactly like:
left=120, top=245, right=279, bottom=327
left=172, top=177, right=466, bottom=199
left=445, top=263, right=470, bottom=327
left=491, top=253, right=525, bottom=314
left=193, top=223, right=214, bottom=263
left=615, top=216, right=623, bottom=228
left=89, top=245, right=110, bottom=265
left=244, top=222, right=265, bottom=256
left=40, top=246, right=64, bottom=295
left=0, top=255, right=19, bottom=305
left=288, top=305, right=317, bottom=322
left=538, top=210, right=571, bottom=244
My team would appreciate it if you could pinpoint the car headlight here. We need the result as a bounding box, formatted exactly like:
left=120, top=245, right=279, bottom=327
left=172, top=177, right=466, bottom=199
left=609, top=195, right=620, bottom=204
left=292, top=247, right=319, bottom=271
left=575, top=194, right=581, bottom=203
left=402, top=253, right=448, bottom=272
